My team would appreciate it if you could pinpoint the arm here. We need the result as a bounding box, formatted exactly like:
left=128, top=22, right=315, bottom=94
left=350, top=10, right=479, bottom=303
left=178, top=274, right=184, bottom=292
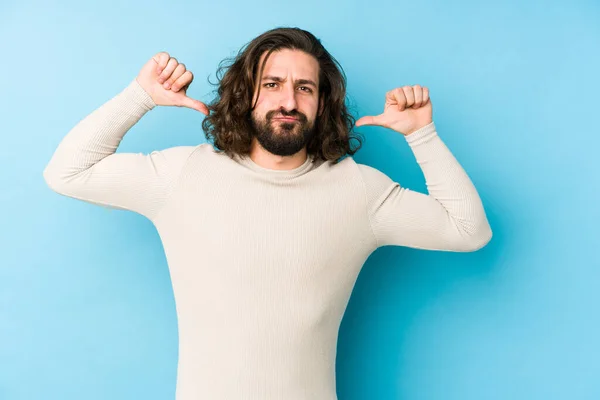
left=358, top=121, right=492, bottom=252
left=43, top=78, right=196, bottom=221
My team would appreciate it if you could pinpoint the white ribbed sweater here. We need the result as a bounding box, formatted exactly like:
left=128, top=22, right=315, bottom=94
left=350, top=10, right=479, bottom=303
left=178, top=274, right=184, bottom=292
left=43, top=78, right=492, bottom=400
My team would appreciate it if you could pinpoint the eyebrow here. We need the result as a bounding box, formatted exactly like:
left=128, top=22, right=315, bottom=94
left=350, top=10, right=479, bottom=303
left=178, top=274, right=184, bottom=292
left=262, top=75, right=318, bottom=88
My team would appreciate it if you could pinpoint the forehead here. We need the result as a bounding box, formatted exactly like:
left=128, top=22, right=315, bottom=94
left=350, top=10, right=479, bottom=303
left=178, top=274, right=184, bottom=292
left=258, top=49, right=319, bottom=82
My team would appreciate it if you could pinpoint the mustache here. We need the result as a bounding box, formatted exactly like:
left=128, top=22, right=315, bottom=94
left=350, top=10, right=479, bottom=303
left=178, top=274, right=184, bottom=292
left=266, top=109, right=307, bottom=122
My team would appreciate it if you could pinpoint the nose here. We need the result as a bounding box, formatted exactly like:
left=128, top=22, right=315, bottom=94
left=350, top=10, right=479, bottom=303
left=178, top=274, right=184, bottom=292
left=278, top=84, right=298, bottom=111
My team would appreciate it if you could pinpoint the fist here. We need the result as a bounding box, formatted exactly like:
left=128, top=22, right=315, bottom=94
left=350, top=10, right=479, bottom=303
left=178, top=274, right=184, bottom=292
left=136, top=52, right=209, bottom=115
left=355, top=85, right=432, bottom=136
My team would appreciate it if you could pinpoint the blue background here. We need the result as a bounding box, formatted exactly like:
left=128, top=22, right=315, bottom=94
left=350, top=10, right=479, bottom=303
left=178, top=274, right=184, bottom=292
left=1, top=0, right=599, bottom=399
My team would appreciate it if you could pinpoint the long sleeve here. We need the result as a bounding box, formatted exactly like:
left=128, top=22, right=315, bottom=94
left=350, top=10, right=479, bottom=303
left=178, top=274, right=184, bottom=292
left=358, top=121, right=492, bottom=252
left=43, top=78, right=197, bottom=221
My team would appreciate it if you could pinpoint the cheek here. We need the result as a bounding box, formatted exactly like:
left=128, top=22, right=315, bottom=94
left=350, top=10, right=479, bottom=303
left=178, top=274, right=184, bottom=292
left=300, top=98, right=319, bottom=119
left=253, top=97, right=275, bottom=116
left=251, top=100, right=265, bottom=120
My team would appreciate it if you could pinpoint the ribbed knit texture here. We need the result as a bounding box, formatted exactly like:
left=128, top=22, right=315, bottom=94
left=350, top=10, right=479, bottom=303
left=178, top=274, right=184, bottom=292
left=43, top=78, right=492, bottom=400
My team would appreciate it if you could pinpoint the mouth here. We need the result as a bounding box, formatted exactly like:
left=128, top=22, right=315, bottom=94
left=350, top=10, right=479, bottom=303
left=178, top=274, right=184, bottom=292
left=272, top=117, right=299, bottom=122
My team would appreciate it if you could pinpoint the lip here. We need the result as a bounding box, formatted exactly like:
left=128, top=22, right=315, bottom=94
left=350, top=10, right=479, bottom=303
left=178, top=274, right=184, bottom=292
left=272, top=117, right=299, bottom=122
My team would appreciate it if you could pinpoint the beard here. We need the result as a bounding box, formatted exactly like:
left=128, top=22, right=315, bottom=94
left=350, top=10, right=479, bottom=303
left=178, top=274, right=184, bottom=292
left=249, top=108, right=316, bottom=157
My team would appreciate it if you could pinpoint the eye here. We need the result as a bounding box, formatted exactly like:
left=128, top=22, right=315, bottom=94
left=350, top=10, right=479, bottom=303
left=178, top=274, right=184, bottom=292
left=298, top=86, right=313, bottom=93
left=264, top=82, right=277, bottom=88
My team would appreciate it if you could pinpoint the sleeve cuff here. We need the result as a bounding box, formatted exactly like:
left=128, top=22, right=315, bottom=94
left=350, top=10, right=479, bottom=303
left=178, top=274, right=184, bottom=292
left=124, top=78, right=157, bottom=111
left=404, top=121, right=438, bottom=147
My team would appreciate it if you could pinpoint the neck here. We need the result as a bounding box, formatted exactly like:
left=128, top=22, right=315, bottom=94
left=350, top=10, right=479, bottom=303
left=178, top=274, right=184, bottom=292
left=248, top=138, right=308, bottom=170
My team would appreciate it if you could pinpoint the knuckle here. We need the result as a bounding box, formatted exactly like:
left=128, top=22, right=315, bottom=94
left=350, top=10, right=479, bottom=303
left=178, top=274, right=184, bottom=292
left=160, top=59, right=178, bottom=78
left=168, top=66, right=186, bottom=84
left=157, top=52, right=170, bottom=65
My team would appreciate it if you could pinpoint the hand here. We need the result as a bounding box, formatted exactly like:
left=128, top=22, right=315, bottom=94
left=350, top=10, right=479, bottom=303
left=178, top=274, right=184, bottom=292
left=355, top=85, right=432, bottom=136
left=136, top=51, right=209, bottom=115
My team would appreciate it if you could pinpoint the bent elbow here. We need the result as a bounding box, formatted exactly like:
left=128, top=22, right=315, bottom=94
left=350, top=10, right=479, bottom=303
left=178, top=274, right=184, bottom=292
left=43, top=166, right=57, bottom=190
left=462, top=225, right=493, bottom=252
left=43, top=164, right=68, bottom=194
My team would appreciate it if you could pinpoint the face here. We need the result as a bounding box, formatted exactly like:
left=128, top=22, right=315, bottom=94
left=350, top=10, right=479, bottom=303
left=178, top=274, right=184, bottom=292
left=249, top=49, right=321, bottom=157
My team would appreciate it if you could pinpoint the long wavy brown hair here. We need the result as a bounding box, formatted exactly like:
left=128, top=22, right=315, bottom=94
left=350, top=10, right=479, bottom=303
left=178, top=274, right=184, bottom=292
left=201, top=27, right=364, bottom=164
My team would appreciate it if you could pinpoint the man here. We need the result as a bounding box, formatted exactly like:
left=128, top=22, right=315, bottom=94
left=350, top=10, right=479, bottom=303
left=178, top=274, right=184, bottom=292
left=44, top=27, right=492, bottom=400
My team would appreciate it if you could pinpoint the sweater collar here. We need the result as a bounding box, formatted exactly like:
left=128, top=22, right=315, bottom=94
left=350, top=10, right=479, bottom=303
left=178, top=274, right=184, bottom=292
left=236, top=152, right=318, bottom=179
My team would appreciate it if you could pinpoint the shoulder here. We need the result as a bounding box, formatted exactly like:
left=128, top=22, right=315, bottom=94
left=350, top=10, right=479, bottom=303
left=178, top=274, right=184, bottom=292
left=321, top=156, right=395, bottom=185
left=353, top=161, right=396, bottom=188
left=146, top=143, right=213, bottom=174
left=153, top=142, right=213, bottom=160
